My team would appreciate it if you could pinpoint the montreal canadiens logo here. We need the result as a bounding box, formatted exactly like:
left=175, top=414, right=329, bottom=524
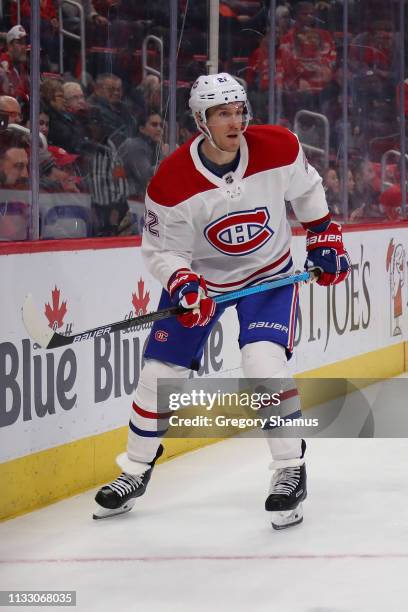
left=204, top=207, right=274, bottom=256
left=155, top=330, right=168, bottom=342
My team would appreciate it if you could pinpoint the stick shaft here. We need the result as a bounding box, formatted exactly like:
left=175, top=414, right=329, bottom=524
left=27, top=271, right=313, bottom=349
left=213, top=271, right=309, bottom=303
left=47, top=305, right=184, bottom=348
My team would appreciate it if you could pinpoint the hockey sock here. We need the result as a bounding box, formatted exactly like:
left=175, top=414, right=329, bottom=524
left=127, top=359, right=190, bottom=464
left=241, top=341, right=303, bottom=461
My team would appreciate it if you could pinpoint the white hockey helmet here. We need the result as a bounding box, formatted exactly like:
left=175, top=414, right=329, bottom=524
left=189, top=73, right=251, bottom=143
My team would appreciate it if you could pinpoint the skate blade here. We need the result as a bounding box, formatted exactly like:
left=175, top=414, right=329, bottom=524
left=269, top=504, right=303, bottom=530
left=92, top=498, right=136, bottom=520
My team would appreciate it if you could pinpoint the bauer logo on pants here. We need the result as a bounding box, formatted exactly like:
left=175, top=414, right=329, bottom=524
left=204, top=207, right=274, bottom=256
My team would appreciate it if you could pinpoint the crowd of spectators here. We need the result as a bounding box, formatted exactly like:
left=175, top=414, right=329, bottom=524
left=0, top=0, right=406, bottom=241
left=0, top=2, right=172, bottom=238
left=243, top=0, right=406, bottom=223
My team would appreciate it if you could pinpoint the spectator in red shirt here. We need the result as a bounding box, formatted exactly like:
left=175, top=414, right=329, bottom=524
left=245, top=6, right=292, bottom=122
left=349, top=20, right=398, bottom=156
left=276, top=1, right=336, bottom=120
left=0, top=26, right=30, bottom=105
left=350, top=19, right=396, bottom=86
left=11, top=0, right=58, bottom=24
left=379, top=184, right=405, bottom=221
left=246, top=6, right=292, bottom=91
left=246, top=34, right=269, bottom=92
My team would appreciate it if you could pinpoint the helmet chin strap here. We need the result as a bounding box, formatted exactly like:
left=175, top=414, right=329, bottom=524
left=203, top=125, right=239, bottom=153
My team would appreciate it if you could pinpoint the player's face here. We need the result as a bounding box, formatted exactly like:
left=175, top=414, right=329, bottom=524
left=206, top=103, right=244, bottom=153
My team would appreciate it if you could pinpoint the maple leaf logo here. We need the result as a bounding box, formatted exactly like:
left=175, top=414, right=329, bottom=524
left=132, top=278, right=150, bottom=315
left=45, top=286, right=67, bottom=330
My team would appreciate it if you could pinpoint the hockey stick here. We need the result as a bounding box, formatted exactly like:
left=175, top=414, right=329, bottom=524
left=22, top=270, right=317, bottom=350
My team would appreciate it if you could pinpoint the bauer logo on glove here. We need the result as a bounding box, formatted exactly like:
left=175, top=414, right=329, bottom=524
left=168, top=268, right=216, bottom=328
left=303, top=219, right=351, bottom=286
left=306, top=233, right=342, bottom=247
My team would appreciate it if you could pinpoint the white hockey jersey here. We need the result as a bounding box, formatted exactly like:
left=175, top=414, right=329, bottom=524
left=142, top=125, right=329, bottom=296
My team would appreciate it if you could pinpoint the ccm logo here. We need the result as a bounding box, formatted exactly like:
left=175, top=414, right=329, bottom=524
left=155, top=330, right=169, bottom=342
left=307, top=235, right=341, bottom=246
left=248, top=321, right=289, bottom=332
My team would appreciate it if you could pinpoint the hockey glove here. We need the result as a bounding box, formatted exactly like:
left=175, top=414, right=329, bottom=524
left=168, top=268, right=216, bottom=328
left=304, top=219, right=351, bottom=286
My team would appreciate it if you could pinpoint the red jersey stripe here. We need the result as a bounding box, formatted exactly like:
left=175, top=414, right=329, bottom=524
left=206, top=249, right=291, bottom=288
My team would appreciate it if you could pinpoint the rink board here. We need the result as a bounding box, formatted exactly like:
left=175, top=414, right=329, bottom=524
left=1, top=224, right=408, bottom=519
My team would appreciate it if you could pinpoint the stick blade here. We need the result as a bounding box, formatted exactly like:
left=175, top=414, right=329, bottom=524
left=22, top=294, right=54, bottom=349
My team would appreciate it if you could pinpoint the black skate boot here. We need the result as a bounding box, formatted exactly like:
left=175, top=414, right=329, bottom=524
left=265, top=441, right=307, bottom=530
left=93, top=445, right=164, bottom=520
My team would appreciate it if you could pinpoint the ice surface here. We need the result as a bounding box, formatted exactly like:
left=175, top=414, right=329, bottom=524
left=1, top=384, right=408, bottom=611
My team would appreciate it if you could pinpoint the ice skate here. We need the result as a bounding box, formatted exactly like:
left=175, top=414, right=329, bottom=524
left=93, top=445, right=164, bottom=520
left=265, top=460, right=307, bottom=530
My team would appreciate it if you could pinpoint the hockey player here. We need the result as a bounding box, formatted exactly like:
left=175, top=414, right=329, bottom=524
left=94, top=73, right=350, bottom=528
